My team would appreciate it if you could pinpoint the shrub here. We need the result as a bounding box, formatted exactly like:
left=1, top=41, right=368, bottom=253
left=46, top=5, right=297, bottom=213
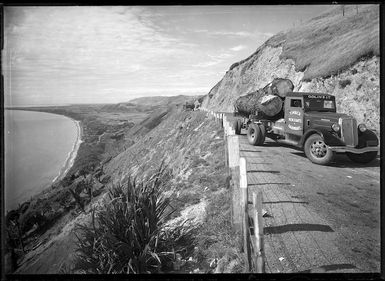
left=73, top=168, right=194, bottom=274
left=339, top=79, right=352, bottom=88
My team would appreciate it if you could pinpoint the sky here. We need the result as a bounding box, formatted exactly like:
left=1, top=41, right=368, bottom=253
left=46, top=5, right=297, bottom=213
left=3, top=5, right=333, bottom=106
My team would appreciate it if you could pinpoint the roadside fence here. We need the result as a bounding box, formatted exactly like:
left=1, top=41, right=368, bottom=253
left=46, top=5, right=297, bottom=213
left=204, top=108, right=266, bottom=273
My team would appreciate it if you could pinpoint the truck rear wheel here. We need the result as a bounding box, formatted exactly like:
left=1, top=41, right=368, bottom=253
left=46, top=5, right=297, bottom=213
left=346, top=151, right=377, bottom=164
left=247, top=123, right=262, bottom=146
left=258, top=124, right=266, bottom=145
left=304, top=134, right=334, bottom=165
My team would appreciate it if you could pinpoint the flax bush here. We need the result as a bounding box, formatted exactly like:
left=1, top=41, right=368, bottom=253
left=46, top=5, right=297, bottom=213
left=73, top=168, right=195, bottom=274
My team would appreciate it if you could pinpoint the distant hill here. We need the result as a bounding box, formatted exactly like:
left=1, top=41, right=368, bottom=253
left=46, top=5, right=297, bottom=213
left=202, top=4, right=380, bottom=133
left=126, top=95, right=200, bottom=107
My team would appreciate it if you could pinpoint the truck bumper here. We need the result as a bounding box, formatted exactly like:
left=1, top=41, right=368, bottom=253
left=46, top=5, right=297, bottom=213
left=328, top=146, right=379, bottom=154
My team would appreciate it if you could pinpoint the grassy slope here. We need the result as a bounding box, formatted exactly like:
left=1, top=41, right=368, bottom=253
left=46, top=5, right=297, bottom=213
left=267, top=4, right=379, bottom=80
left=106, top=108, right=243, bottom=272
left=228, top=4, right=379, bottom=81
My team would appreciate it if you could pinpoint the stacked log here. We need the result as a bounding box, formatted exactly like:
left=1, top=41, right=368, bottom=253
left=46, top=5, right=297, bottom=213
left=234, top=78, right=294, bottom=119
left=263, top=78, right=294, bottom=98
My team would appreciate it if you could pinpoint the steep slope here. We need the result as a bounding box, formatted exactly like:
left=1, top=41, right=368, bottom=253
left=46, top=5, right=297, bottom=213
left=202, top=4, right=380, bottom=133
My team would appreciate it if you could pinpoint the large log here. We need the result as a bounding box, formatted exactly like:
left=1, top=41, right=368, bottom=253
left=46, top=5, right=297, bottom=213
left=234, top=90, right=283, bottom=118
left=264, top=78, right=294, bottom=98
left=234, top=78, right=293, bottom=119
left=260, top=95, right=283, bottom=117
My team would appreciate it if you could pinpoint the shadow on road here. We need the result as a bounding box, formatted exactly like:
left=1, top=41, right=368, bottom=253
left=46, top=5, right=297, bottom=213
left=298, top=263, right=357, bottom=273
left=248, top=183, right=291, bottom=186
left=240, top=149, right=262, bottom=152
left=264, top=200, right=309, bottom=205
left=264, top=223, right=334, bottom=235
left=247, top=170, right=281, bottom=174
left=290, top=151, right=380, bottom=168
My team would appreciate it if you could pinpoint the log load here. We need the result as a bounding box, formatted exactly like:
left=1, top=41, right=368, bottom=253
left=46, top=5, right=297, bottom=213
left=234, top=78, right=294, bottom=119
left=263, top=78, right=294, bottom=98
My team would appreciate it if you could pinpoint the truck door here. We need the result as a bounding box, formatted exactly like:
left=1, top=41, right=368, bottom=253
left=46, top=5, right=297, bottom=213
left=285, top=97, right=304, bottom=136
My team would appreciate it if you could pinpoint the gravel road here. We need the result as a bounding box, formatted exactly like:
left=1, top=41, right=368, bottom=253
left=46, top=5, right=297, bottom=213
left=238, top=130, right=380, bottom=272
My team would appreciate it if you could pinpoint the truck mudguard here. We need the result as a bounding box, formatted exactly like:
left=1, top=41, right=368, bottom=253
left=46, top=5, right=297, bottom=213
left=299, top=127, right=345, bottom=148
left=357, top=129, right=379, bottom=148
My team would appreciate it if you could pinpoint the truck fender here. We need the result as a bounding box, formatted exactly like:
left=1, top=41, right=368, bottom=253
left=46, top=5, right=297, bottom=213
left=299, top=128, right=345, bottom=148
left=357, top=129, right=379, bottom=148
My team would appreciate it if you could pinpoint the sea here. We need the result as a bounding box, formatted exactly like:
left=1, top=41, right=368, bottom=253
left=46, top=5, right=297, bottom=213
left=4, top=110, right=81, bottom=211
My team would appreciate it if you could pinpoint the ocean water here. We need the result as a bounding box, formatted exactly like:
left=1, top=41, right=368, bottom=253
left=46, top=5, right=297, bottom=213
left=4, top=110, right=79, bottom=211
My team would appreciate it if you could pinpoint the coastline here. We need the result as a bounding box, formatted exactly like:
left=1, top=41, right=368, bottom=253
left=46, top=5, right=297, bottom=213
left=5, top=110, right=85, bottom=212
left=6, top=108, right=84, bottom=186
left=52, top=118, right=83, bottom=184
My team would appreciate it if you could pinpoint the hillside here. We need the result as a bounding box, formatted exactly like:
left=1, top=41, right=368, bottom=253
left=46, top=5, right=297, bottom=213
left=127, top=95, right=201, bottom=107
left=10, top=104, right=242, bottom=273
left=201, top=4, right=380, bottom=133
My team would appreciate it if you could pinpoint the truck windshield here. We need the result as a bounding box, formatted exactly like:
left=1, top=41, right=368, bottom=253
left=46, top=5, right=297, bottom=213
left=304, top=96, right=336, bottom=112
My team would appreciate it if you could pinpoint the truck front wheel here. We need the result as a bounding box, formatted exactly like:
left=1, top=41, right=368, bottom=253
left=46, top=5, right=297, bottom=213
left=346, top=151, right=377, bottom=164
left=304, top=134, right=334, bottom=165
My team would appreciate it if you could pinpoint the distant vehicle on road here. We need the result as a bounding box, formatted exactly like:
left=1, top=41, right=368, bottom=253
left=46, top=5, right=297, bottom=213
left=233, top=92, right=379, bottom=165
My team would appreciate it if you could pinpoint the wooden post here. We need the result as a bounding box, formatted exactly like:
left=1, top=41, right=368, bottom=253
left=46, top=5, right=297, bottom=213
left=253, top=191, right=265, bottom=273
left=240, top=158, right=251, bottom=271
left=228, top=136, right=240, bottom=168
left=229, top=124, right=235, bottom=135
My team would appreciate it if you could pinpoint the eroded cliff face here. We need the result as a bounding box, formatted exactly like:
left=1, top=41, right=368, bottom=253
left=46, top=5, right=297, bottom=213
left=201, top=46, right=302, bottom=113
left=201, top=45, right=380, bottom=133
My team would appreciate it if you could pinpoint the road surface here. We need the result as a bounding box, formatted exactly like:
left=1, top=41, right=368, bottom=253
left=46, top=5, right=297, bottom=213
left=237, top=129, right=380, bottom=273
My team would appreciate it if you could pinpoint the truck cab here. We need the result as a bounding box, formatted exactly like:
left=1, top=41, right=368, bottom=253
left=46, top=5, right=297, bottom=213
left=235, top=92, right=379, bottom=165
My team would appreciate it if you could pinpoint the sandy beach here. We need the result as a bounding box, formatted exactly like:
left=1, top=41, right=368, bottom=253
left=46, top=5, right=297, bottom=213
left=52, top=118, right=83, bottom=183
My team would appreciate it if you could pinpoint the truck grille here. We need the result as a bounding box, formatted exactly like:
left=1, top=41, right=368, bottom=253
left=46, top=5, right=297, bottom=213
left=339, top=117, right=358, bottom=147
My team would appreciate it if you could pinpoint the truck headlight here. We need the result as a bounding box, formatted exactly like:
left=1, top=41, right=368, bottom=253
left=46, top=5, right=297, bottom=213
left=331, top=123, right=340, bottom=132
left=358, top=123, right=367, bottom=132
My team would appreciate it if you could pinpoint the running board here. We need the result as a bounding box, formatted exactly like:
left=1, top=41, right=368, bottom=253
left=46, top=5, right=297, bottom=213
left=275, top=139, right=300, bottom=147
left=328, top=146, right=379, bottom=154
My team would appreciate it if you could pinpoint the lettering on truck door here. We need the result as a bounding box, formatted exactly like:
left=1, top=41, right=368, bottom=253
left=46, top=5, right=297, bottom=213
left=285, top=98, right=304, bottom=136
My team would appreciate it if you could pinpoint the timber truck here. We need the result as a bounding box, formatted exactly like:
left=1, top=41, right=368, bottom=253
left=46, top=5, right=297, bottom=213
left=233, top=92, right=379, bottom=165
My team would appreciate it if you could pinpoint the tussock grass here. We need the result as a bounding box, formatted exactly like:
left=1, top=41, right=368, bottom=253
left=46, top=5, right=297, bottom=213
left=267, top=5, right=379, bottom=80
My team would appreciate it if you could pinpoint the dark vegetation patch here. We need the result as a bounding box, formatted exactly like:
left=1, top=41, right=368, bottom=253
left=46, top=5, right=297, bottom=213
left=339, top=79, right=352, bottom=89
